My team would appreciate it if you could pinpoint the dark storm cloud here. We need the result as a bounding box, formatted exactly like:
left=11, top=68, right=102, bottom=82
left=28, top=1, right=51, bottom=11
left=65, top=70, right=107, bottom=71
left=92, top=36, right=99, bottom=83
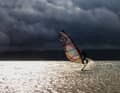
left=0, top=0, right=120, bottom=51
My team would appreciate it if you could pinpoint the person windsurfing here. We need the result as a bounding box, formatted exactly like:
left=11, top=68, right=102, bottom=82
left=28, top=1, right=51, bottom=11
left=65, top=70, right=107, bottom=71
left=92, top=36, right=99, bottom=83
left=58, top=30, right=88, bottom=71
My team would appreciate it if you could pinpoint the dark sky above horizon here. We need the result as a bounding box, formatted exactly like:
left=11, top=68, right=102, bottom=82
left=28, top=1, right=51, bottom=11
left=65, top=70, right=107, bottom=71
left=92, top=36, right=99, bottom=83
left=0, top=0, right=120, bottom=52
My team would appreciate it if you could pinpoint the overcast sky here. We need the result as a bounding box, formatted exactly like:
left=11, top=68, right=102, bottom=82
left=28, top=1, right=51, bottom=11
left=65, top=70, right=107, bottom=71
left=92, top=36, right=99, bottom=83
left=0, top=0, right=120, bottom=52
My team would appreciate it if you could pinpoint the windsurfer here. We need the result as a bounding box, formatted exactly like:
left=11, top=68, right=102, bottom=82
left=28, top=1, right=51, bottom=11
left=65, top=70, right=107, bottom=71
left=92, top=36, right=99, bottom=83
left=59, top=30, right=89, bottom=71
left=81, top=51, right=89, bottom=71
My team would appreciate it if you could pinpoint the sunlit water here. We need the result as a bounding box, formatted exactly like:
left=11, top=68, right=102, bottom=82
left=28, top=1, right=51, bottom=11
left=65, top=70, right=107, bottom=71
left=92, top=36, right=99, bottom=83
left=0, top=61, right=120, bottom=93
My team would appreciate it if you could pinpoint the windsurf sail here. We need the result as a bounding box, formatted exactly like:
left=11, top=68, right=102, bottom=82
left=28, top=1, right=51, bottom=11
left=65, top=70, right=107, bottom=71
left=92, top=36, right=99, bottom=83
left=59, top=30, right=84, bottom=63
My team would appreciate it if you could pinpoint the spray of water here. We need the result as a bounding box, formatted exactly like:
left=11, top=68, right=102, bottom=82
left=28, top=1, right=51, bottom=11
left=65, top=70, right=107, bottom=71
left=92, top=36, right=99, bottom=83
left=84, top=59, right=96, bottom=70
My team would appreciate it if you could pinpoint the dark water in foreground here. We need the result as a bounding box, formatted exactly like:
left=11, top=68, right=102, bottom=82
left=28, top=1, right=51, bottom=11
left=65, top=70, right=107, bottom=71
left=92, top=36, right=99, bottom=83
left=0, top=61, right=120, bottom=93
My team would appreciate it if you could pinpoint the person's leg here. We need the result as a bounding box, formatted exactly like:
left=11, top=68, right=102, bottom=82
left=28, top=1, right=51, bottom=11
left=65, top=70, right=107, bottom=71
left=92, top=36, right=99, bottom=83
left=81, top=64, right=87, bottom=71
left=81, top=59, right=88, bottom=71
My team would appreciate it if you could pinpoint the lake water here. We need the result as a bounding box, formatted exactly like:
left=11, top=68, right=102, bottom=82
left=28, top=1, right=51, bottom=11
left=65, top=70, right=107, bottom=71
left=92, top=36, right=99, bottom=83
left=0, top=61, right=120, bottom=93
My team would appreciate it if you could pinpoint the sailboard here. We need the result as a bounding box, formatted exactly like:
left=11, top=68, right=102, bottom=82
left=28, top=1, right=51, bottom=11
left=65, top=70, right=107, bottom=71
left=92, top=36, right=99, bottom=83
left=58, top=30, right=84, bottom=63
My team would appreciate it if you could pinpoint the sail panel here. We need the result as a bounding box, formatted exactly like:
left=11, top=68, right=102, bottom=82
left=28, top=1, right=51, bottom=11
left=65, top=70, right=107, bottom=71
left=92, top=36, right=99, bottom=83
left=59, top=31, right=82, bottom=63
